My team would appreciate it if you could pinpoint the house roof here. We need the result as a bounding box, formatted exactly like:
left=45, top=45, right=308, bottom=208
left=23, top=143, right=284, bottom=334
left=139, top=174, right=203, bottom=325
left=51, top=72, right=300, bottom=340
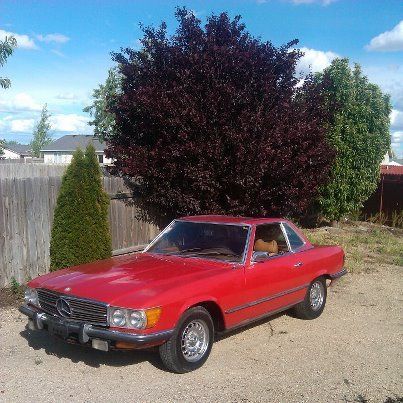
left=381, top=165, right=403, bottom=176
left=40, top=135, right=106, bottom=152
left=5, top=144, right=31, bottom=155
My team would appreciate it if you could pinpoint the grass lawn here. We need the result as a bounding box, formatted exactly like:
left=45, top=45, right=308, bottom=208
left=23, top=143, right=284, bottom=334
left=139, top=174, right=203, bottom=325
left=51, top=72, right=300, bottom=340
left=305, top=222, right=403, bottom=273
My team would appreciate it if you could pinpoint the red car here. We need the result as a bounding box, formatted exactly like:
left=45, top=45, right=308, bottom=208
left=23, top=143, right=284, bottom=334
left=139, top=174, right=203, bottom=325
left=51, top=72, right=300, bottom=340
left=21, top=215, right=346, bottom=373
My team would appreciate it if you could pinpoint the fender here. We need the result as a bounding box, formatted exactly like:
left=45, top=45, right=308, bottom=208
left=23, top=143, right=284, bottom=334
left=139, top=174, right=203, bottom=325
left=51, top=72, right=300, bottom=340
left=314, top=269, right=329, bottom=281
left=175, top=295, right=225, bottom=328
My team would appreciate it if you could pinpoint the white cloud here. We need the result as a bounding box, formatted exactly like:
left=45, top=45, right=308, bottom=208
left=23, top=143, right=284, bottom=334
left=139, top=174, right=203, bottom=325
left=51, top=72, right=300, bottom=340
left=391, top=109, right=403, bottom=131
left=50, top=114, right=92, bottom=134
left=390, top=110, right=403, bottom=157
left=366, top=21, right=403, bottom=52
left=391, top=131, right=402, bottom=143
left=0, top=93, right=42, bottom=113
left=391, top=130, right=403, bottom=157
left=0, top=113, right=92, bottom=137
left=364, top=65, right=403, bottom=109
left=296, top=47, right=339, bottom=75
left=290, top=0, right=337, bottom=5
left=36, top=33, right=70, bottom=44
left=55, top=92, right=78, bottom=100
left=10, top=119, right=35, bottom=133
left=0, top=116, right=35, bottom=134
left=0, top=29, right=37, bottom=50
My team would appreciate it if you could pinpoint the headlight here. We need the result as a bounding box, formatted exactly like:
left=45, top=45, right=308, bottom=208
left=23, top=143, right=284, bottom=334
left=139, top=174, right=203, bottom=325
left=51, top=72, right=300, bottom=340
left=129, top=310, right=146, bottom=329
left=24, top=288, right=39, bottom=307
left=111, top=309, right=127, bottom=327
left=109, top=307, right=161, bottom=330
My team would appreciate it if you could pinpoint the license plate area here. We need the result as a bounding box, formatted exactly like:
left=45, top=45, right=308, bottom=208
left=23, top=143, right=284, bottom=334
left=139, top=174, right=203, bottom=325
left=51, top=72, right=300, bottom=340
left=48, top=319, right=69, bottom=339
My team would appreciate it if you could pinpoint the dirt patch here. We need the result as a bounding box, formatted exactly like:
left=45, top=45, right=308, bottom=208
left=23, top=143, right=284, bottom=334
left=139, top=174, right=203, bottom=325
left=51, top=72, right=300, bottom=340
left=0, top=287, right=24, bottom=309
left=0, top=265, right=402, bottom=402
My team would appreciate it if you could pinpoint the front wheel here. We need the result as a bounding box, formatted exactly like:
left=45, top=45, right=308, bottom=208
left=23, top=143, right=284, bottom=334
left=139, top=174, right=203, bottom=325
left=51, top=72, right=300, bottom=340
left=159, top=306, right=214, bottom=373
left=293, top=277, right=327, bottom=320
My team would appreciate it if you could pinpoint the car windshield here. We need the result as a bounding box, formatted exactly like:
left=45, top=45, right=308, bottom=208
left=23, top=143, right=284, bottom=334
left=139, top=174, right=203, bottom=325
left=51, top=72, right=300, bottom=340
left=146, top=220, right=250, bottom=263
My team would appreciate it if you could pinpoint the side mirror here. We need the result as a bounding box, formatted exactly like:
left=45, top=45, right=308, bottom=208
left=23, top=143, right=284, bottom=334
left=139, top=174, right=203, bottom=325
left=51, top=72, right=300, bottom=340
left=251, top=251, right=269, bottom=263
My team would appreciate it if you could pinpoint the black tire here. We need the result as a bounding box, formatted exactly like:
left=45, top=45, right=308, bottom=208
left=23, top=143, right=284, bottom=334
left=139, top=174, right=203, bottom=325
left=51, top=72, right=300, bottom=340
left=159, top=306, right=214, bottom=373
left=293, top=277, right=327, bottom=320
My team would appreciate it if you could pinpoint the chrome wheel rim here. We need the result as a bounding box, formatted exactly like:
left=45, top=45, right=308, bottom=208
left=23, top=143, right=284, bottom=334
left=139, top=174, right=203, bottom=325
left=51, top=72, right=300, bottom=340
left=181, top=319, right=209, bottom=362
left=310, top=281, right=324, bottom=311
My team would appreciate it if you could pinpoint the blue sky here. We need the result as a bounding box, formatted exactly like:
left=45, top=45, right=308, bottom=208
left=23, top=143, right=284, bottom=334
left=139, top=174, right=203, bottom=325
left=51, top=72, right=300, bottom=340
left=1, top=0, right=402, bottom=156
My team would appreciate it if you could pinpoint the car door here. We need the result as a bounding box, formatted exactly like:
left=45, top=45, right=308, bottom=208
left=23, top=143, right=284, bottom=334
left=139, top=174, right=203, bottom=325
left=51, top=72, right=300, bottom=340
left=227, top=223, right=310, bottom=324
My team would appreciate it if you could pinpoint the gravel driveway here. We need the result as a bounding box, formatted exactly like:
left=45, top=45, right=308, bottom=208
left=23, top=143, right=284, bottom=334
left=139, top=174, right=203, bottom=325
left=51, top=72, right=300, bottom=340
left=0, top=265, right=401, bottom=403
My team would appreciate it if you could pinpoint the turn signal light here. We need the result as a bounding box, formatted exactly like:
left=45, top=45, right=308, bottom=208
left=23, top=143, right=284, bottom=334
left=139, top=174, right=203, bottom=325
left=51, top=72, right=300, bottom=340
left=145, top=307, right=162, bottom=329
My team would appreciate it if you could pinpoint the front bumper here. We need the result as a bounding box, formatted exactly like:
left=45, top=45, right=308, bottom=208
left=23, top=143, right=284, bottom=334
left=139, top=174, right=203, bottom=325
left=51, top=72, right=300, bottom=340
left=19, top=304, right=173, bottom=348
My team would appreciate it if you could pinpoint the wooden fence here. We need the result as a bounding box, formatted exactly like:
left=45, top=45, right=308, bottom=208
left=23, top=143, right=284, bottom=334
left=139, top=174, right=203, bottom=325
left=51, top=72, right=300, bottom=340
left=0, top=164, right=159, bottom=287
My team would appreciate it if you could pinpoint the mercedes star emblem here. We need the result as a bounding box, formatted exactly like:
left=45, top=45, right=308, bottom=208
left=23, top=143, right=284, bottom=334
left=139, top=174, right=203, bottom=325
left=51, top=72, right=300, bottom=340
left=56, top=298, right=72, bottom=318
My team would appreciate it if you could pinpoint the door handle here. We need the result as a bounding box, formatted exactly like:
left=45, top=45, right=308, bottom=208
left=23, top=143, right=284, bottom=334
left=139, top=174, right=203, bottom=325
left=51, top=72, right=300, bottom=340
left=293, top=262, right=303, bottom=268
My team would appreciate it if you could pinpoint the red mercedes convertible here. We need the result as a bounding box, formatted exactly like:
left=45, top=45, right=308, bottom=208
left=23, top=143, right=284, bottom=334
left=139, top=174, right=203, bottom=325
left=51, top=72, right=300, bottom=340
left=21, top=215, right=346, bottom=373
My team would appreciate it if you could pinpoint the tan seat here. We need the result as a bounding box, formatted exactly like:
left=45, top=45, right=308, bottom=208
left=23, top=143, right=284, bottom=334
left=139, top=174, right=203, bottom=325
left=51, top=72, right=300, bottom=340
left=254, top=239, right=278, bottom=254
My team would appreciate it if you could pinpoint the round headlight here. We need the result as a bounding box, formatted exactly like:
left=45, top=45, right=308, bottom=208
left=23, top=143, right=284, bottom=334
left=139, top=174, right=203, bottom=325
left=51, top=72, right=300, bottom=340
left=129, top=311, right=146, bottom=329
left=111, top=309, right=126, bottom=327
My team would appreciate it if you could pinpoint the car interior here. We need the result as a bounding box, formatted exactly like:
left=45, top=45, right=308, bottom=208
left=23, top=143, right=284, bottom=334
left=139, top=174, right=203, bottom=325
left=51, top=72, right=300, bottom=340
left=253, top=223, right=289, bottom=257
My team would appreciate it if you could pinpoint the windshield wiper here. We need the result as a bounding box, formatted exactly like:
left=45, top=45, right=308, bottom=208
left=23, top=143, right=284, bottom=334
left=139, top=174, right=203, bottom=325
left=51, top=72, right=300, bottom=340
left=177, top=248, right=203, bottom=254
left=197, top=251, right=238, bottom=257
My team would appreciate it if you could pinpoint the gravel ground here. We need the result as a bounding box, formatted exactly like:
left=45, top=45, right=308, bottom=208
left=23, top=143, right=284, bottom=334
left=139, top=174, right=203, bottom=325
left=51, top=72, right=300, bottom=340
left=0, top=266, right=401, bottom=403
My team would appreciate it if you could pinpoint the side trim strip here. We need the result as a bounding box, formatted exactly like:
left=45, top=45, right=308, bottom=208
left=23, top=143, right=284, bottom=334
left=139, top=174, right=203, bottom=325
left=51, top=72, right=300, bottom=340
left=330, top=268, right=347, bottom=279
left=225, top=283, right=309, bottom=314
left=220, top=301, right=304, bottom=335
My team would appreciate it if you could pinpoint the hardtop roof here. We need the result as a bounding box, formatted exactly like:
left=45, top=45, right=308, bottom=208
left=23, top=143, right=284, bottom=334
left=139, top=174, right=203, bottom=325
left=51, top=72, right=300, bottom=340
left=179, top=215, right=287, bottom=225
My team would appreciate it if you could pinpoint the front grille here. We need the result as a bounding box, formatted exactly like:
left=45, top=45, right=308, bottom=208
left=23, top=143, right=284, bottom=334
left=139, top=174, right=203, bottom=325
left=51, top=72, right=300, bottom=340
left=37, top=289, right=108, bottom=326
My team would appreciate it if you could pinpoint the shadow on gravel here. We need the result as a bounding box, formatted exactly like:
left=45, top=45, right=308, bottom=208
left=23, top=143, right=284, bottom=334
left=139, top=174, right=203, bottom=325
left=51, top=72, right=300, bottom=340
left=216, top=312, right=286, bottom=341
left=19, top=327, right=165, bottom=370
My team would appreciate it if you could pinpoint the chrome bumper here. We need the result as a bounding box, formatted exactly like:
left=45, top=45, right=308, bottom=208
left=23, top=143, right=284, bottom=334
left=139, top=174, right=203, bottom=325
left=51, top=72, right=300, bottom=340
left=19, top=304, right=173, bottom=347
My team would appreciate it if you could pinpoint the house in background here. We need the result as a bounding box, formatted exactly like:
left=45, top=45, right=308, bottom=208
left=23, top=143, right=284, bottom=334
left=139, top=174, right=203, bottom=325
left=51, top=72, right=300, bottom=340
left=1, top=144, right=31, bottom=160
left=362, top=154, right=403, bottom=220
left=40, top=135, right=112, bottom=164
left=381, top=153, right=402, bottom=166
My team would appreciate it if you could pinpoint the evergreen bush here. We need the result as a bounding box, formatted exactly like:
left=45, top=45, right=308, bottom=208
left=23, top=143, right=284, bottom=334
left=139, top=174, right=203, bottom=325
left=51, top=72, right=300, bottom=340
left=50, top=144, right=112, bottom=271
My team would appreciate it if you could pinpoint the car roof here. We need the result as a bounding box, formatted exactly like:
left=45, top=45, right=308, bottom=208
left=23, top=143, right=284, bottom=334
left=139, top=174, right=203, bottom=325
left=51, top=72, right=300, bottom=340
left=178, top=215, right=288, bottom=226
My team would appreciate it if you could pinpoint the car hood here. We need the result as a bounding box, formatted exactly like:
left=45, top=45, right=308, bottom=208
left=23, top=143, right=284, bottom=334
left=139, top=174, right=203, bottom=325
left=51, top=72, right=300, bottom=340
left=30, top=253, right=232, bottom=306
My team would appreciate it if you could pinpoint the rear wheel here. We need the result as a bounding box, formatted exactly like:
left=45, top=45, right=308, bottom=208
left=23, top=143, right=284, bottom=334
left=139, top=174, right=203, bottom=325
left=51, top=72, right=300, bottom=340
left=293, top=277, right=327, bottom=320
left=159, top=306, right=214, bottom=373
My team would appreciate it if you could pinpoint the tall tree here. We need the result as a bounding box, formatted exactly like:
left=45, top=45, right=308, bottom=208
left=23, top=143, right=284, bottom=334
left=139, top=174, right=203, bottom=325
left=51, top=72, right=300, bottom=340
left=83, top=68, right=121, bottom=142
left=30, top=104, right=52, bottom=157
left=0, top=139, right=5, bottom=157
left=0, top=35, right=17, bottom=89
left=105, top=8, right=334, bottom=225
left=316, top=59, right=391, bottom=222
left=50, top=144, right=112, bottom=270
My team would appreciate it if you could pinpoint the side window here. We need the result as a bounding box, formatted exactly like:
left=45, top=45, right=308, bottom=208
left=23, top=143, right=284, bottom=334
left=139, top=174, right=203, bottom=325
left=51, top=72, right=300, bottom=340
left=283, top=223, right=305, bottom=250
left=254, top=223, right=289, bottom=255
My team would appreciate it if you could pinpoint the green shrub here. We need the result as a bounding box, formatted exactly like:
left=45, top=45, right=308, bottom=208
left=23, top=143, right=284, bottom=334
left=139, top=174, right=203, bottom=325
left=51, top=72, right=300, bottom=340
left=50, top=144, right=112, bottom=271
left=315, top=59, right=391, bottom=222
left=10, top=277, right=21, bottom=295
